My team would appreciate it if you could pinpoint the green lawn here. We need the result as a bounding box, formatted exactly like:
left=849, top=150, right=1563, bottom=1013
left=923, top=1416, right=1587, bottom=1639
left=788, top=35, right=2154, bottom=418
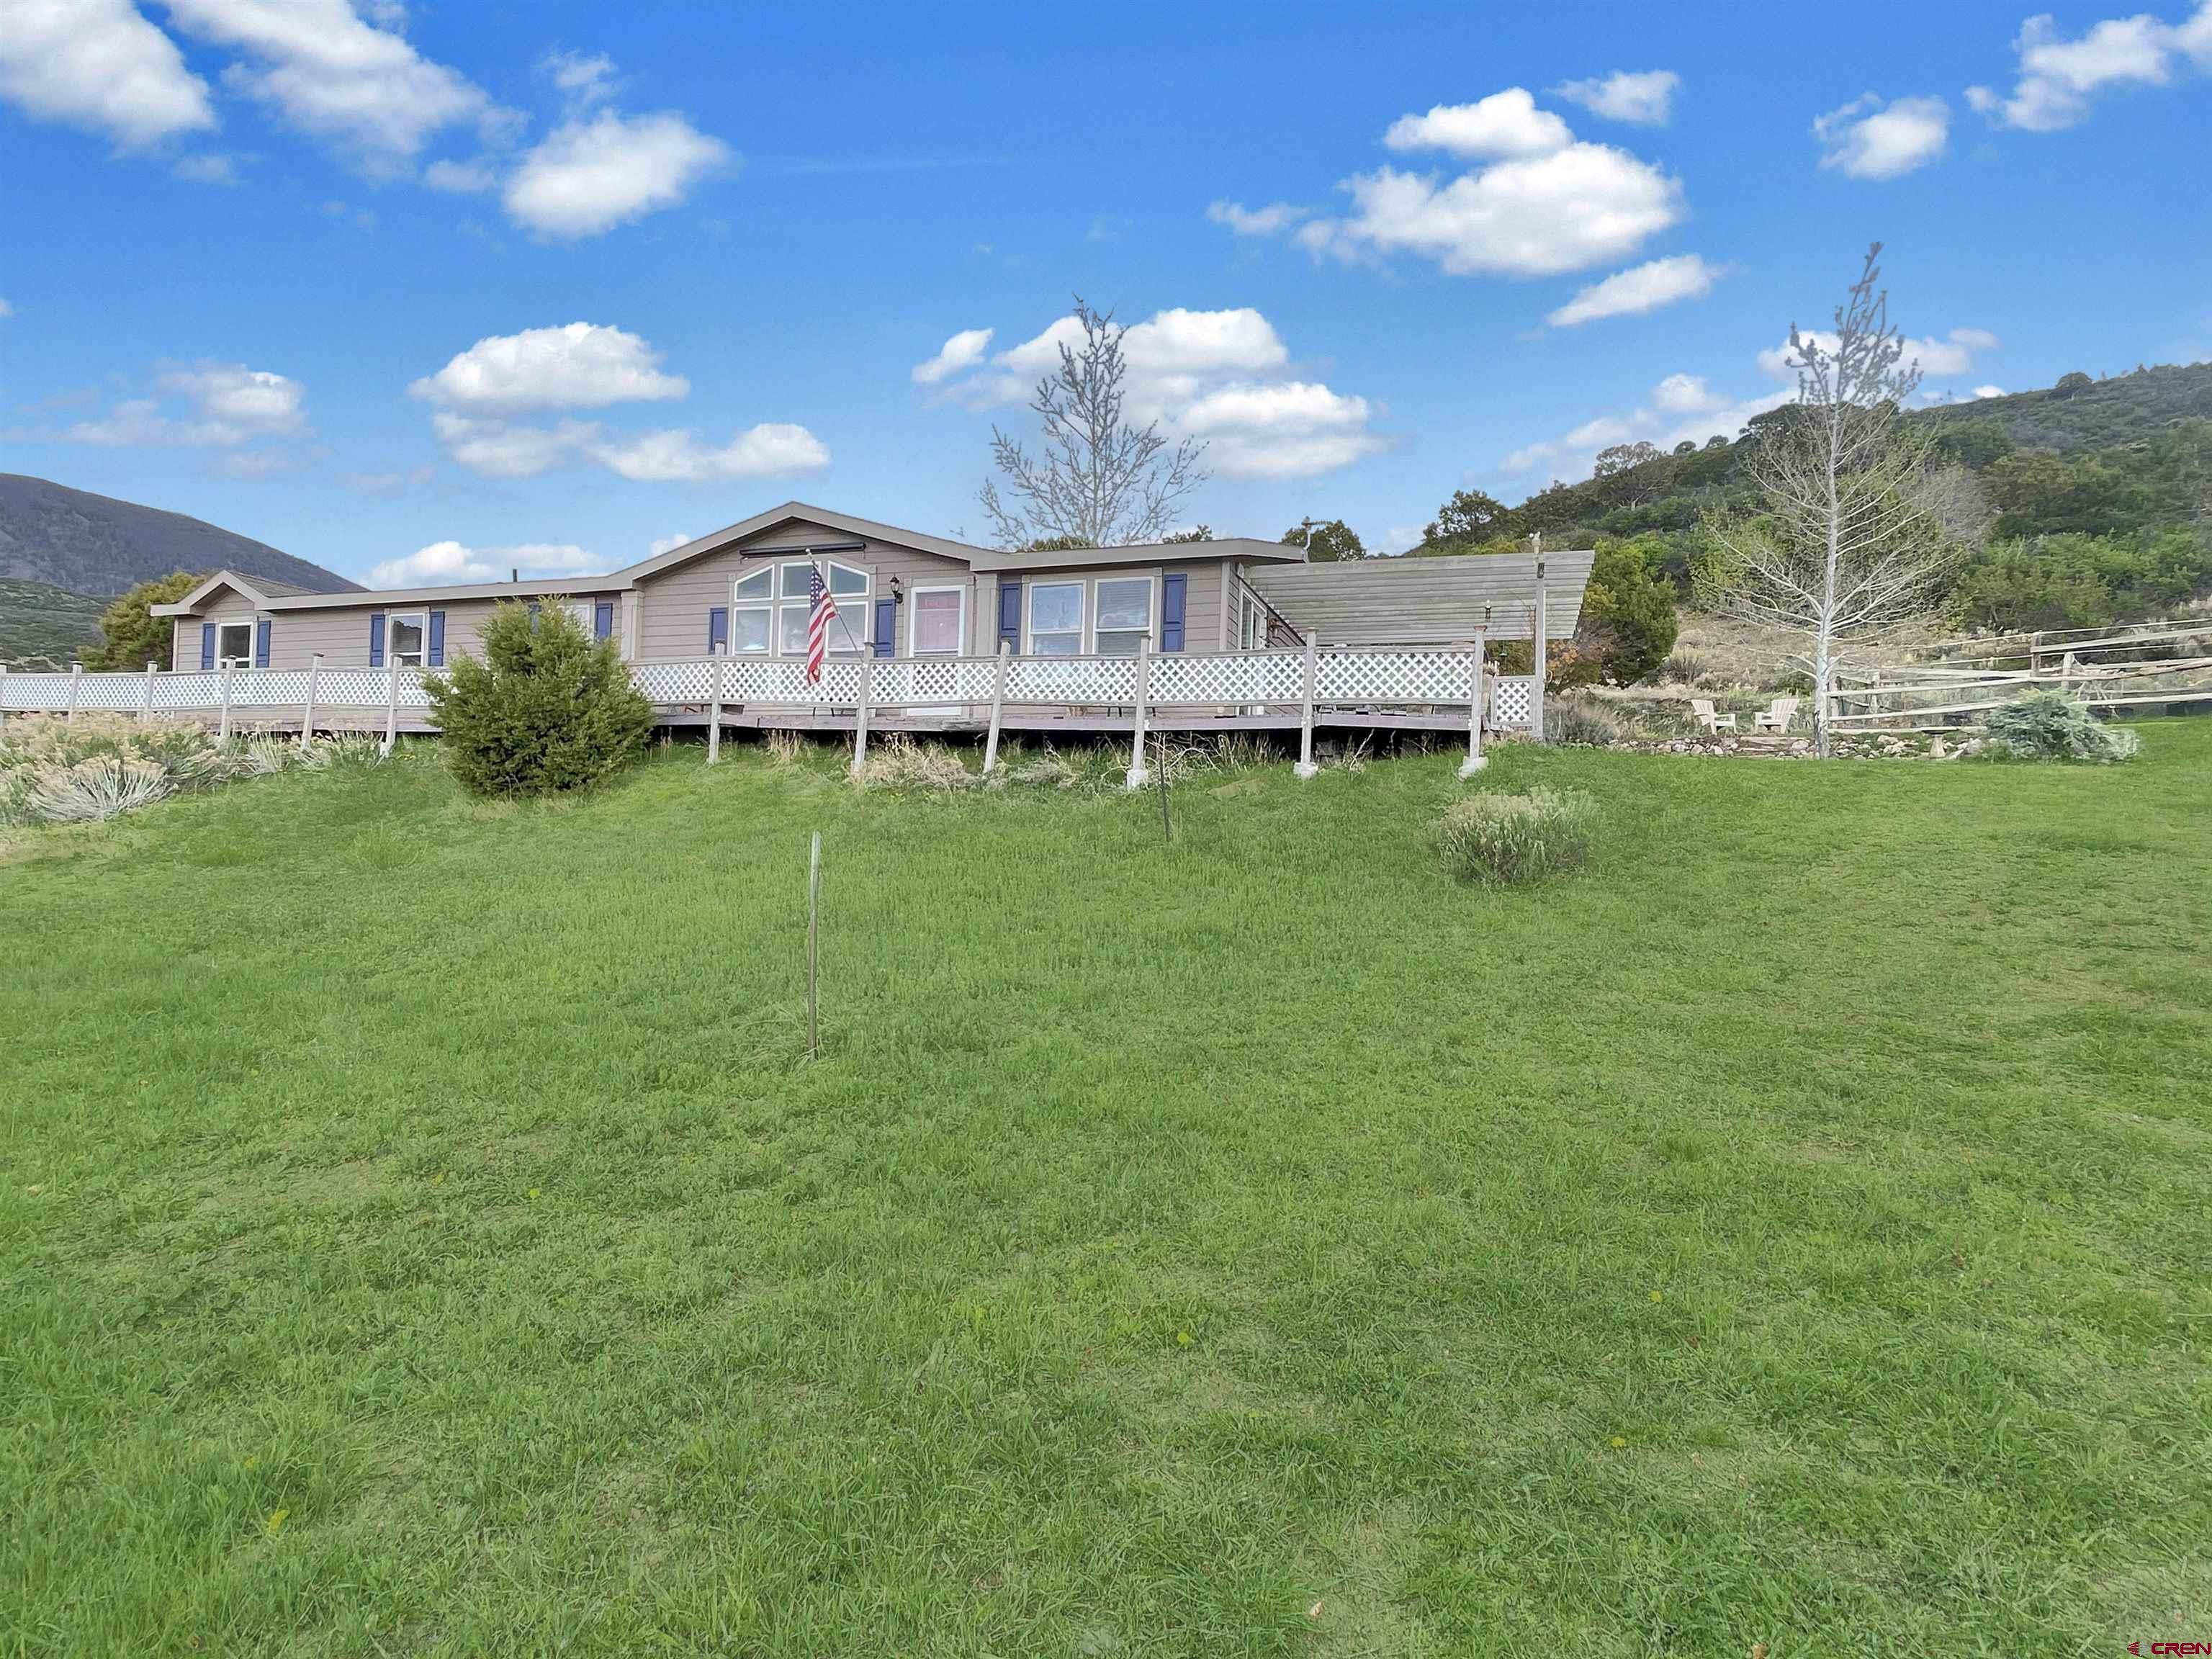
left=4, top=727, right=2208, bottom=1656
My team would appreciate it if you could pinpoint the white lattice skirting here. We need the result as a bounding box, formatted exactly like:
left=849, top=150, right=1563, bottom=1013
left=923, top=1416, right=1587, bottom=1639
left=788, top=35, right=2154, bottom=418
left=1, top=654, right=1540, bottom=730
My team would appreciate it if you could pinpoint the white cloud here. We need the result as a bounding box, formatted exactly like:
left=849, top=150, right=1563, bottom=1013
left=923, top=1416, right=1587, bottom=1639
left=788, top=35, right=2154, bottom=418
left=409, top=323, right=689, bottom=414
left=173, top=150, right=237, bottom=183
left=426, top=412, right=596, bottom=477
left=1552, top=69, right=1680, bottom=125
left=1231, top=89, right=1684, bottom=279
left=648, top=531, right=695, bottom=557
left=925, top=304, right=1384, bottom=480
left=340, top=463, right=434, bottom=497
left=503, top=108, right=731, bottom=238
left=1974, top=384, right=2008, bottom=399
left=1177, top=381, right=1388, bottom=477
left=1315, top=143, right=1684, bottom=277
left=423, top=156, right=496, bottom=193
left=161, top=0, right=497, bottom=168
left=1383, top=89, right=1573, bottom=158
left=1207, top=199, right=1309, bottom=235
left=1970, top=4, right=2212, bottom=130
left=1813, top=94, right=1951, bottom=178
left=64, top=360, right=305, bottom=452
left=369, top=539, right=606, bottom=588
left=0, top=0, right=216, bottom=148
left=912, top=328, right=994, bottom=386
left=593, top=424, right=830, bottom=482
left=1500, top=369, right=1794, bottom=481
left=0, top=297, right=12, bottom=318
left=1547, top=253, right=1721, bottom=326
left=540, top=49, right=617, bottom=107
left=1758, top=325, right=1998, bottom=382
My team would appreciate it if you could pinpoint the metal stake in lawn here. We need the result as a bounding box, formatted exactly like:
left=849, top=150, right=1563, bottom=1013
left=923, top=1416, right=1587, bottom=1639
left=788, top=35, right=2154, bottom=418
left=806, top=830, right=822, bottom=1060
left=1154, top=731, right=1172, bottom=843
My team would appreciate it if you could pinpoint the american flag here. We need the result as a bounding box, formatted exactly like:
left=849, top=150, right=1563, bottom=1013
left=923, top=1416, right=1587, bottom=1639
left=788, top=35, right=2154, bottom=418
left=805, top=563, right=837, bottom=683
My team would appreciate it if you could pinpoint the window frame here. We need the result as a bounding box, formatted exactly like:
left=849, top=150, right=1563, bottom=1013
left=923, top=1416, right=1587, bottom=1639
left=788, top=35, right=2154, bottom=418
left=213, top=619, right=254, bottom=669
left=1092, top=575, right=1155, bottom=657
left=735, top=558, right=871, bottom=657
left=907, top=584, right=968, bottom=657
left=1026, top=580, right=1087, bottom=655
left=386, top=611, right=429, bottom=669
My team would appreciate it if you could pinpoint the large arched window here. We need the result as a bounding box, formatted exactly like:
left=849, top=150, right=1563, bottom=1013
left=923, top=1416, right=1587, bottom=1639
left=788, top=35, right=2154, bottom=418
left=730, top=559, right=870, bottom=657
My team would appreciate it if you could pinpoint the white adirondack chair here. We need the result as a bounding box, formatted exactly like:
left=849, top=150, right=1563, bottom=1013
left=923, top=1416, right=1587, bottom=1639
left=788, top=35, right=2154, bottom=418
left=1755, top=696, right=1800, bottom=733
left=1691, top=698, right=1737, bottom=732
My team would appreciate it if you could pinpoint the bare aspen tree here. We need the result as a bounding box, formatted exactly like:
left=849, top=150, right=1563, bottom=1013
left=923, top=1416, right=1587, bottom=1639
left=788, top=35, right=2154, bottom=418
left=980, top=297, right=1208, bottom=548
left=1699, top=244, right=1959, bottom=755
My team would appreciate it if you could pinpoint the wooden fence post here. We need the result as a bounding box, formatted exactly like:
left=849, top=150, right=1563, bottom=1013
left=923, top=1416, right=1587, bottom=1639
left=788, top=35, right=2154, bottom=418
left=1460, top=628, right=1489, bottom=776
left=300, top=653, right=320, bottom=747
left=142, top=660, right=158, bottom=721
left=1125, top=638, right=1151, bottom=790
left=706, top=652, right=724, bottom=765
left=66, top=662, right=84, bottom=724
left=983, top=642, right=1009, bottom=775
left=382, top=659, right=400, bottom=756
left=806, top=830, right=822, bottom=1061
left=1294, top=631, right=1320, bottom=779
left=851, top=653, right=873, bottom=777
left=1530, top=560, right=1550, bottom=743
left=217, top=665, right=233, bottom=741
left=0, top=661, right=9, bottom=732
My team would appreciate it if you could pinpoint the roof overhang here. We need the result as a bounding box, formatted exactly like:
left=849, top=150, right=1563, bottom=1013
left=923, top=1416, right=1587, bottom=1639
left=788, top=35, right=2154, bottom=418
left=967, top=537, right=1305, bottom=573
left=151, top=570, right=277, bottom=615
left=613, top=500, right=994, bottom=582
left=1246, top=552, right=1596, bottom=643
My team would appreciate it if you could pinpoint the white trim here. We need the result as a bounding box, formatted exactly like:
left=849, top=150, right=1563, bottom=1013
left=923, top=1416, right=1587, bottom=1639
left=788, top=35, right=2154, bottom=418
left=386, top=610, right=430, bottom=669
left=736, top=557, right=871, bottom=658
left=906, top=583, right=967, bottom=657
left=1025, top=579, right=1086, bottom=655
left=213, top=618, right=255, bottom=670
left=1093, top=573, right=1156, bottom=657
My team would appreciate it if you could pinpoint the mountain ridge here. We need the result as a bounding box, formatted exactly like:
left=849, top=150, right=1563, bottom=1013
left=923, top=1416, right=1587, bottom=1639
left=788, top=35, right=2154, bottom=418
left=0, top=474, right=360, bottom=598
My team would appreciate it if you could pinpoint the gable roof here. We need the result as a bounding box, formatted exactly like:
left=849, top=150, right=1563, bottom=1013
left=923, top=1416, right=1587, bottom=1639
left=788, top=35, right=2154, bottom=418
left=614, top=501, right=994, bottom=582
left=966, top=536, right=1304, bottom=572
left=153, top=570, right=282, bottom=613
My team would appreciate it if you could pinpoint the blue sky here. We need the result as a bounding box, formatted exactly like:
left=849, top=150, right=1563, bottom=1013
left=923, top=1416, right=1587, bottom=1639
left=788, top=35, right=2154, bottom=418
left=2, top=0, right=2208, bottom=586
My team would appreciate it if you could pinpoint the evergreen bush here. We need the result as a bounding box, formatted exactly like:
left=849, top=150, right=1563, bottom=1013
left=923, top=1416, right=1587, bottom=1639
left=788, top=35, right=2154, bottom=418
left=424, top=601, right=653, bottom=798
left=1983, top=690, right=2140, bottom=761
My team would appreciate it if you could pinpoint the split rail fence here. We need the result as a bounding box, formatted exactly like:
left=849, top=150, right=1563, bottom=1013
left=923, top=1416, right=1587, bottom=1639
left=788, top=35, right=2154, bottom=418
left=1827, top=619, right=2212, bottom=731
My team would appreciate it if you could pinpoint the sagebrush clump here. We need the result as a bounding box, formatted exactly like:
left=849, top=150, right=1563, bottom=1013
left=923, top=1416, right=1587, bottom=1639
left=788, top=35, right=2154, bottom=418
left=1437, top=787, right=1595, bottom=886
left=425, top=601, right=653, bottom=798
left=0, top=714, right=372, bottom=826
left=1984, top=689, right=2140, bottom=761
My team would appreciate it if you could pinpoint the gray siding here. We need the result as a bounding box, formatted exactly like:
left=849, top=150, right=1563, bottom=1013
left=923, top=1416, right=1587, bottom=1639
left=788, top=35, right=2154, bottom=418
left=634, top=519, right=981, bottom=660
left=174, top=592, right=622, bottom=670
left=971, top=559, right=1226, bottom=655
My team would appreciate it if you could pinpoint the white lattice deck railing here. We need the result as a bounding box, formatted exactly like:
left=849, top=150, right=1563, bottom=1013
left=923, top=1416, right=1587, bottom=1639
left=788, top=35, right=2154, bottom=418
left=1, top=652, right=1538, bottom=732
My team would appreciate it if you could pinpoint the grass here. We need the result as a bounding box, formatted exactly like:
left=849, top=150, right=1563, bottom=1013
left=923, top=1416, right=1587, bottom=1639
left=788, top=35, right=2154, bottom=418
left=3, top=724, right=2208, bottom=1656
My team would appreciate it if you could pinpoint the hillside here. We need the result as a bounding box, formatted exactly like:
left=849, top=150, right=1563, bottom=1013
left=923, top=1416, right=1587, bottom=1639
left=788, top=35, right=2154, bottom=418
left=0, top=579, right=104, bottom=668
left=1483, top=359, right=2212, bottom=552
left=0, top=475, right=359, bottom=598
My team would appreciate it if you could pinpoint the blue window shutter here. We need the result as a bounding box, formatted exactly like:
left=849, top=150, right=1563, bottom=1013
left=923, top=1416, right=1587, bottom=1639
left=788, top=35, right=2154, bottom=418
left=594, top=599, right=613, bottom=641
left=1161, top=574, right=1187, bottom=652
left=253, top=618, right=271, bottom=667
left=997, top=581, right=1022, bottom=651
left=708, top=607, right=728, bottom=652
left=369, top=611, right=385, bottom=667
left=199, top=622, right=215, bottom=670
left=428, top=611, right=446, bottom=667
left=873, top=598, right=896, bottom=657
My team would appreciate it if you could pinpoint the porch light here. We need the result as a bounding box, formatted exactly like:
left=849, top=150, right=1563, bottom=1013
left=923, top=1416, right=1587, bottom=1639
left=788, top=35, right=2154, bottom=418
left=889, top=575, right=904, bottom=606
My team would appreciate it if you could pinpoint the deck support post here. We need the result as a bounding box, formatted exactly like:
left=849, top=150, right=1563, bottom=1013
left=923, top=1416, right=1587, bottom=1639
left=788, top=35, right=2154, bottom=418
left=1530, top=557, right=1550, bottom=743
left=1125, top=639, right=1151, bottom=789
left=217, top=665, right=233, bottom=742
left=706, top=652, right=724, bottom=765
left=0, top=661, right=8, bottom=732
left=1294, top=632, right=1320, bottom=778
left=300, top=654, right=320, bottom=748
left=66, top=662, right=84, bottom=724
left=382, top=660, right=399, bottom=757
left=983, top=642, right=1010, bottom=774
left=851, top=655, right=873, bottom=777
left=142, top=660, right=158, bottom=722
left=1460, top=626, right=1489, bottom=776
